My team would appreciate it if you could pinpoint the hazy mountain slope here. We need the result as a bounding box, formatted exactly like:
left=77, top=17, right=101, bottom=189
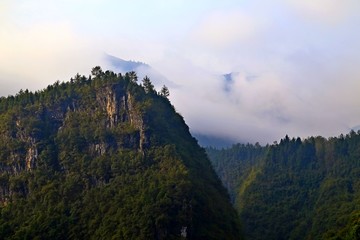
left=106, top=54, right=149, bottom=72
left=207, top=135, right=360, bottom=240
left=192, top=133, right=235, bottom=148
left=105, top=54, right=176, bottom=88
left=0, top=68, right=242, bottom=239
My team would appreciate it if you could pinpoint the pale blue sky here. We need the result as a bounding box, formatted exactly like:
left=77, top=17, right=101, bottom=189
left=1, top=0, right=360, bottom=143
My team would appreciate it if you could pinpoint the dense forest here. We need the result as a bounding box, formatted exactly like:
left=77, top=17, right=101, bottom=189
left=207, top=134, right=360, bottom=240
left=0, top=67, right=242, bottom=239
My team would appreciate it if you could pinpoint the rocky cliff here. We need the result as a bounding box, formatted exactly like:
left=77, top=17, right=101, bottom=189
left=0, top=68, right=243, bottom=239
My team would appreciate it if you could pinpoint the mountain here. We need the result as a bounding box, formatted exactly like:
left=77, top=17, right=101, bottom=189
left=105, top=54, right=177, bottom=88
left=351, top=125, right=360, bottom=132
left=193, top=133, right=235, bottom=148
left=222, top=72, right=257, bottom=93
left=223, top=72, right=236, bottom=93
left=0, top=68, right=242, bottom=239
left=105, top=54, right=150, bottom=72
left=207, top=134, right=360, bottom=240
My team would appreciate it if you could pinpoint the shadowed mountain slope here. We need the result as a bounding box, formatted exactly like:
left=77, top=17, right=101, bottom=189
left=0, top=68, right=242, bottom=239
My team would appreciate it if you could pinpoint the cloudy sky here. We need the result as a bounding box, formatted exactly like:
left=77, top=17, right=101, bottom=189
left=1, top=0, right=360, bottom=144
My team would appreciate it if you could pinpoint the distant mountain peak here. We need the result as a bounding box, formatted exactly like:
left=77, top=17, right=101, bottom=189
left=193, top=132, right=236, bottom=148
left=351, top=124, right=360, bottom=132
left=222, top=72, right=257, bottom=92
left=104, top=54, right=149, bottom=72
left=104, top=53, right=178, bottom=88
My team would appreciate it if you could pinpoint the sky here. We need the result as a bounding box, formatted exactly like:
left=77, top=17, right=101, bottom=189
left=1, top=0, right=360, bottom=144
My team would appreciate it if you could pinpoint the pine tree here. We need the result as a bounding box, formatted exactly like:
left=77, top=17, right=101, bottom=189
left=129, top=71, right=138, bottom=83
left=142, top=76, right=155, bottom=94
left=91, top=66, right=103, bottom=78
left=160, top=85, right=170, bottom=98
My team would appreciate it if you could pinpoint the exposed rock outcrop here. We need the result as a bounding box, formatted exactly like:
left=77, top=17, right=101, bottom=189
left=0, top=82, right=149, bottom=203
left=25, top=141, right=38, bottom=171
left=96, top=85, right=148, bottom=151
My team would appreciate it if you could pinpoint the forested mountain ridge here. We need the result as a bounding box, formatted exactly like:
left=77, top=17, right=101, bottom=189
left=0, top=67, right=242, bottom=239
left=207, top=134, right=360, bottom=240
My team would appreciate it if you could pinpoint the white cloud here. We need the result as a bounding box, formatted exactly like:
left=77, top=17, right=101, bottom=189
left=191, top=10, right=262, bottom=50
left=1, top=0, right=360, bottom=144
left=285, top=0, right=360, bottom=25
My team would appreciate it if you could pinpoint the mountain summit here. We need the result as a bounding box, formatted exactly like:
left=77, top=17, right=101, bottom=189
left=0, top=68, right=242, bottom=239
left=104, top=54, right=176, bottom=88
left=105, top=54, right=150, bottom=72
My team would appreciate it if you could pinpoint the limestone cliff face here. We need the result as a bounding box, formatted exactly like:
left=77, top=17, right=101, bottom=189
left=0, top=73, right=243, bottom=240
left=127, top=92, right=149, bottom=151
left=95, top=85, right=149, bottom=151
left=25, top=139, right=38, bottom=171
left=1, top=119, right=39, bottom=174
left=0, top=83, right=149, bottom=203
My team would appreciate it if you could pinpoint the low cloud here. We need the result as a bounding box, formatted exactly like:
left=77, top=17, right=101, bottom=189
left=157, top=55, right=360, bottom=144
left=285, top=0, right=360, bottom=25
left=1, top=0, right=360, bottom=144
left=191, top=10, right=261, bottom=50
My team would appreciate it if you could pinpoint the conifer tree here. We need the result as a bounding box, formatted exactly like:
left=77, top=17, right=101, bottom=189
left=91, top=66, right=103, bottom=78
left=142, top=76, right=155, bottom=93
left=160, top=85, right=170, bottom=98
left=128, top=71, right=138, bottom=83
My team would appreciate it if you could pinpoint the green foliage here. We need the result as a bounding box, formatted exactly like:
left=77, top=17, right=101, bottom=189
left=0, top=68, right=243, bottom=239
left=159, top=85, right=170, bottom=98
left=142, top=75, right=155, bottom=94
left=207, top=132, right=360, bottom=240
